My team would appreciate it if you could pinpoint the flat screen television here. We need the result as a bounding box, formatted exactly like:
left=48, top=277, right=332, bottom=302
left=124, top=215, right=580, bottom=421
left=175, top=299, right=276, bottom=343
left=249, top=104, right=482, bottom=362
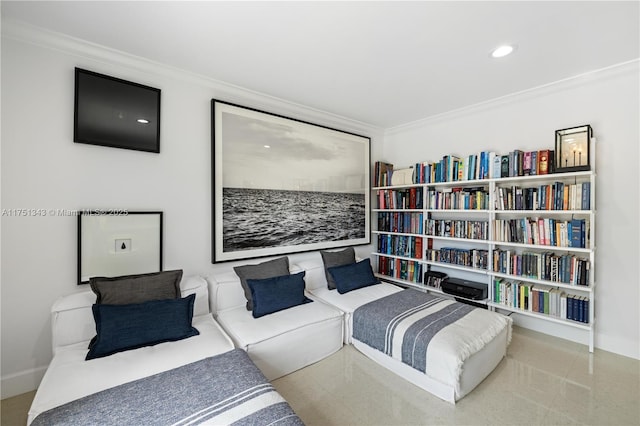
left=74, top=68, right=161, bottom=153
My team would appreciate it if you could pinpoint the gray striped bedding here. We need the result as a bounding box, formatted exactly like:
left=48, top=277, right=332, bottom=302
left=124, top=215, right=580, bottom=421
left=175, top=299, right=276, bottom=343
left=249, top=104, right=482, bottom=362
left=353, top=289, right=511, bottom=385
left=31, top=349, right=303, bottom=426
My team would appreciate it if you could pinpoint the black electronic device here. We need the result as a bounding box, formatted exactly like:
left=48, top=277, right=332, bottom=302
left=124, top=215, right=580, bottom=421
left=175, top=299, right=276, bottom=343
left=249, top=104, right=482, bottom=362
left=74, top=68, right=161, bottom=153
left=441, top=277, right=488, bottom=300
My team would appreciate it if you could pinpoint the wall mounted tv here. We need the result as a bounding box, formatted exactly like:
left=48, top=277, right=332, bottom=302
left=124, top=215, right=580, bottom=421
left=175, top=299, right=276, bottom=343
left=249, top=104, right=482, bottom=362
left=74, top=68, right=161, bottom=153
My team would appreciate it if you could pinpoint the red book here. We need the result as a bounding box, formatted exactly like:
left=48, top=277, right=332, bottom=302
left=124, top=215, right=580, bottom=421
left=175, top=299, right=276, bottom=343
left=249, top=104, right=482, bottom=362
left=538, top=150, right=550, bottom=175
left=415, top=238, right=423, bottom=260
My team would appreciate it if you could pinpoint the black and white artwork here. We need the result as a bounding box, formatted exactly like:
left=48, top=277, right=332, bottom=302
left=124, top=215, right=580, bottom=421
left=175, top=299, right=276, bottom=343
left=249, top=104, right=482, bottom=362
left=77, top=211, right=163, bottom=284
left=211, top=100, right=370, bottom=262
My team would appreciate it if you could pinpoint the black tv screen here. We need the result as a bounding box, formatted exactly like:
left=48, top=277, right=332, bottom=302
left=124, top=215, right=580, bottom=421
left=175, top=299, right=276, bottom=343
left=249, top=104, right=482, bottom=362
left=74, top=68, right=161, bottom=153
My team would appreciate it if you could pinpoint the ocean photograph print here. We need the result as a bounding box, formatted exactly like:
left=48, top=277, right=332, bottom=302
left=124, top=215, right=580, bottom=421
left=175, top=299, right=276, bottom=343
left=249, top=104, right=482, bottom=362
left=211, top=100, right=371, bottom=262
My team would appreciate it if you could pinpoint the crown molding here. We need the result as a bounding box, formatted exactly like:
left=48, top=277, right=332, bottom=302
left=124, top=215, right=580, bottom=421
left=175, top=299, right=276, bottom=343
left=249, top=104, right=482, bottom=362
left=1, top=18, right=382, bottom=135
left=386, top=58, right=640, bottom=135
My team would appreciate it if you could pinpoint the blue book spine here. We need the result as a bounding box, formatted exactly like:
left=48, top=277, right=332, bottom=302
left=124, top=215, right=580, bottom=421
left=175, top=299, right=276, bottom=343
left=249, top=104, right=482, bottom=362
left=582, top=182, right=591, bottom=210
left=584, top=298, right=589, bottom=323
left=567, top=295, right=573, bottom=320
left=531, top=152, right=538, bottom=175
left=571, top=219, right=583, bottom=248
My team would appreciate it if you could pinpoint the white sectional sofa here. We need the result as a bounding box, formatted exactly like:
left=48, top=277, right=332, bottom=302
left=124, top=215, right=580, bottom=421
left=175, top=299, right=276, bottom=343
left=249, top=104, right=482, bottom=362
left=207, top=262, right=344, bottom=380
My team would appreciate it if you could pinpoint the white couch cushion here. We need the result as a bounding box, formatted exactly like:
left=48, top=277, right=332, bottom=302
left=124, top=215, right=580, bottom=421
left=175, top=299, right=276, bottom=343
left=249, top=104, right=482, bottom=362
left=215, top=295, right=342, bottom=347
left=293, top=258, right=328, bottom=292
left=309, top=283, right=402, bottom=314
left=215, top=295, right=343, bottom=380
left=309, top=282, right=402, bottom=343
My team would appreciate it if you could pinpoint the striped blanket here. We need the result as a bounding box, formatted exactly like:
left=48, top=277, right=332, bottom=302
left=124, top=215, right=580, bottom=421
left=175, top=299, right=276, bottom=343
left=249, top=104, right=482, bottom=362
left=31, top=349, right=303, bottom=426
left=353, top=289, right=511, bottom=388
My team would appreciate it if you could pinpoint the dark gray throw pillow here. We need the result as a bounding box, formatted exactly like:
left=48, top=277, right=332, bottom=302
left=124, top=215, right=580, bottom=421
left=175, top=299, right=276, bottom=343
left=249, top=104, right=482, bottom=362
left=320, top=247, right=356, bottom=290
left=234, top=257, right=290, bottom=311
left=89, top=270, right=183, bottom=305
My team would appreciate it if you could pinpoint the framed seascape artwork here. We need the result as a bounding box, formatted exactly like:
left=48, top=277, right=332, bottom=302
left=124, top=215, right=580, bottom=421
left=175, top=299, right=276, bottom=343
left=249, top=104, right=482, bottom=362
left=77, top=211, right=163, bottom=284
left=211, top=100, right=371, bottom=262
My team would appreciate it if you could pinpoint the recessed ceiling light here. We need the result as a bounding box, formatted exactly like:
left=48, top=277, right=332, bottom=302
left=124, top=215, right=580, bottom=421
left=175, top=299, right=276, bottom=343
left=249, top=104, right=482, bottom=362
left=264, top=145, right=271, bottom=148
left=491, top=44, right=516, bottom=58
left=137, top=118, right=150, bottom=124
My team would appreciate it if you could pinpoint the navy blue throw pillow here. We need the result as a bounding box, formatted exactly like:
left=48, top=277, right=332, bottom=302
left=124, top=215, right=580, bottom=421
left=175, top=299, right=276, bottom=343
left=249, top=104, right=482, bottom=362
left=328, top=258, right=380, bottom=294
left=247, top=271, right=312, bottom=318
left=86, top=294, right=199, bottom=360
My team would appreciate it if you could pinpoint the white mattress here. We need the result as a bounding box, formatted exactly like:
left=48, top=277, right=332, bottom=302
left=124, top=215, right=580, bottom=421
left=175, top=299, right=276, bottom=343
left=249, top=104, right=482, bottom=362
left=309, top=283, right=402, bottom=343
left=27, top=314, right=235, bottom=425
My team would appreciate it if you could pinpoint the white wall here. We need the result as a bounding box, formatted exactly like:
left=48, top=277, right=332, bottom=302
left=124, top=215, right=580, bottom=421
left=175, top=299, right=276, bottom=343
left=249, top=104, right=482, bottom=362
left=383, top=61, right=640, bottom=359
left=0, top=23, right=382, bottom=398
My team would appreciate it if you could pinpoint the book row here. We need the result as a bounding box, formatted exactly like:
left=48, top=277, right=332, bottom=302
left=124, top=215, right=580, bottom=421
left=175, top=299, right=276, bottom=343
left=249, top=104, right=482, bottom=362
left=409, top=149, right=556, bottom=184
left=494, top=279, right=589, bottom=323
left=495, top=181, right=591, bottom=211
left=374, top=161, right=394, bottom=187
left=426, top=187, right=490, bottom=210
left=493, top=249, right=590, bottom=286
left=425, top=219, right=489, bottom=240
left=377, top=212, right=424, bottom=234
left=493, top=218, right=588, bottom=248
left=377, top=257, right=423, bottom=283
left=377, top=234, right=422, bottom=259
left=426, top=247, right=489, bottom=270
left=376, top=188, right=424, bottom=210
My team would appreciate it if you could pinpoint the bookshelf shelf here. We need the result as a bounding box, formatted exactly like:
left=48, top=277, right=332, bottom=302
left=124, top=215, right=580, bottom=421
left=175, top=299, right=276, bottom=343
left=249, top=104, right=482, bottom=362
left=425, top=235, right=490, bottom=244
left=487, top=302, right=592, bottom=331
left=491, top=241, right=592, bottom=253
left=372, top=144, right=596, bottom=351
left=491, top=272, right=593, bottom=293
left=372, top=230, right=423, bottom=238
left=372, top=252, right=422, bottom=262
left=493, top=209, right=590, bottom=215
left=424, top=260, right=488, bottom=275
left=372, top=208, right=422, bottom=212
left=427, top=209, right=491, bottom=214
left=376, top=274, right=488, bottom=306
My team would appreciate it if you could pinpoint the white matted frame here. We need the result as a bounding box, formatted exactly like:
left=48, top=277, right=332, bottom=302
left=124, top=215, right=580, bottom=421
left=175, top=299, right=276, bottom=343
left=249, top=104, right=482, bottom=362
left=211, top=99, right=371, bottom=263
left=77, top=211, right=163, bottom=284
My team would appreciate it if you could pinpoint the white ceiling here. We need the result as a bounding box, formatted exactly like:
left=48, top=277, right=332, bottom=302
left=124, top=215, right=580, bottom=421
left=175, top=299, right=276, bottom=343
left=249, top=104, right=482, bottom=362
left=2, top=1, right=639, bottom=128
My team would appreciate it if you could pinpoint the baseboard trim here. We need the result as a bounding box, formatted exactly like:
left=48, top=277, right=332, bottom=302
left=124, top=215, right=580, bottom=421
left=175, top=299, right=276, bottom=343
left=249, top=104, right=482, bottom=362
left=1, top=366, right=47, bottom=399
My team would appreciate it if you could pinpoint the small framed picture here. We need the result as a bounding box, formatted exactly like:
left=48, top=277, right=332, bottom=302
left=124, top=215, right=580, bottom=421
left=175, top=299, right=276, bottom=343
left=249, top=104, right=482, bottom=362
left=555, top=125, right=592, bottom=173
left=77, top=211, right=163, bottom=284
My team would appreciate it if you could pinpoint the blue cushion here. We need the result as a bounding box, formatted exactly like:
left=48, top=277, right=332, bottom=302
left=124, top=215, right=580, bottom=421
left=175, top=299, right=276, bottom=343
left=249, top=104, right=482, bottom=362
left=328, top=258, right=380, bottom=294
left=247, top=271, right=312, bottom=318
left=86, top=294, right=199, bottom=360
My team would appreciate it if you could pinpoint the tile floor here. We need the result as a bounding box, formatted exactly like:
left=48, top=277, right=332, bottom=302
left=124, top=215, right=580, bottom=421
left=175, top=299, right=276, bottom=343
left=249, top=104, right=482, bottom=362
left=2, top=326, right=639, bottom=426
left=271, top=326, right=640, bottom=425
